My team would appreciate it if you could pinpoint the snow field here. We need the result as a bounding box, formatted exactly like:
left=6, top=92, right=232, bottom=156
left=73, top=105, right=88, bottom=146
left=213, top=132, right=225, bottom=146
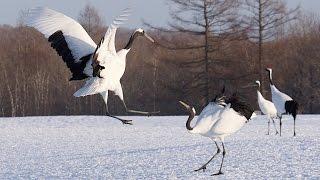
left=0, top=115, right=319, bottom=179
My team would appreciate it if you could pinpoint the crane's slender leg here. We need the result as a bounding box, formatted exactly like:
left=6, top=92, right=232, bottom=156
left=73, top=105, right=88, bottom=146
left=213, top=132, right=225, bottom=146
left=106, top=105, right=133, bottom=125
left=267, top=118, right=270, bottom=135
left=293, top=116, right=296, bottom=137
left=195, top=141, right=221, bottom=172
left=279, top=116, right=282, bottom=136
left=272, top=118, right=279, bottom=135
left=122, top=100, right=160, bottom=116
left=106, top=110, right=133, bottom=125
left=211, top=142, right=225, bottom=176
left=115, top=83, right=159, bottom=116
left=100, top=91, right=133, bottom=125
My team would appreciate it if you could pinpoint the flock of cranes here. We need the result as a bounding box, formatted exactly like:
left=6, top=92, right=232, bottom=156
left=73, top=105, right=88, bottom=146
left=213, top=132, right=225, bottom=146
left=179, top=69, right=298, bottom=175
left=25, top=7, right=299, bottom=176
left=179, top=88, right=254, bottom=176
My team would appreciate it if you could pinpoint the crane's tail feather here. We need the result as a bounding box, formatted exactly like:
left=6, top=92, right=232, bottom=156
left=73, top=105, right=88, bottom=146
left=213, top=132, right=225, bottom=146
left=74, top=87, right=98, bottom=97
left=285, top=100, right=298, bottom=119
left=73, top=78, right=103, bottom=97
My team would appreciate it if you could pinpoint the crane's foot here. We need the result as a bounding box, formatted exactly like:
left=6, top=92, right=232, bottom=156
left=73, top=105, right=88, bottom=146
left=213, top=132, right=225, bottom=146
left=211, top=171, right=223, bottom=176
left=275, top=131, right=279, bottom=135
left=266, top=132, right=270, bottom=135
left=194, top=165, right=207, bottom=172
left=120, top=119, right=133, bottom=125
left=106, top=113, right=133, bottom=125
left=293, top=132, right=296, bottom=137
left=146, top=111, right=160, bottom=117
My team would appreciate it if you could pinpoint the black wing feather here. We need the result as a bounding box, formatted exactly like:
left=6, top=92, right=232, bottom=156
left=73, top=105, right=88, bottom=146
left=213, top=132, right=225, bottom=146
left=225, top=95, right=254, bottom=120
left=48, top=30, right=91, bottom=81
left=285, top=100, right=298, bottom=119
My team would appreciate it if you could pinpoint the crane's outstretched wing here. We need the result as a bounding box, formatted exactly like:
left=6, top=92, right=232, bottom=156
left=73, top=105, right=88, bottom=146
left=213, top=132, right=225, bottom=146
left=26, top=7, right=97, bottom=80
left=74, top=9, right=131, bottom=97
left=91, top=8, right=131, bottom=75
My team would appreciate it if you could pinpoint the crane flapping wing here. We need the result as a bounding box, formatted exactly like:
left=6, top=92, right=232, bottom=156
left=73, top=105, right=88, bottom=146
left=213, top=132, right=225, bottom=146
left=26, top=7, right=97, bottom=80
left=92, top=8, right=131, bottom=67
left=74, top=9, right=132, bottom=97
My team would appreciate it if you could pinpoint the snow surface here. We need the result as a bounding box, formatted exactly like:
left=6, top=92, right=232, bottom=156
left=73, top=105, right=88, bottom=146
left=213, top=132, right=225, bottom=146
left=0, top=115, right=319, bottom=179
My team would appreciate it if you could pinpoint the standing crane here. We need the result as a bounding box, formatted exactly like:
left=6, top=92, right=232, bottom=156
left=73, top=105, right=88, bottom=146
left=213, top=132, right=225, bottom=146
left=254, top=80, right=279, bottom=135
left=266, top=68, right=298, bottom=136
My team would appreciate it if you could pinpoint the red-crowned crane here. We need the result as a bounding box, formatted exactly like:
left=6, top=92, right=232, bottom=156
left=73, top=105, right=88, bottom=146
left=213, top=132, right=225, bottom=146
left=26, top=7, right=158, bottom=125
left=266, top=68, right=298, bottom=136
left=254, top=80, right=279, bottom=135
left=179, top=89, right=254, bottom=176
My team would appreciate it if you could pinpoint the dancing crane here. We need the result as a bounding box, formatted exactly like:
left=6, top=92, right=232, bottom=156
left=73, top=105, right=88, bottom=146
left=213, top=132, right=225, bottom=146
left=26, top=7, right=158, bottom=125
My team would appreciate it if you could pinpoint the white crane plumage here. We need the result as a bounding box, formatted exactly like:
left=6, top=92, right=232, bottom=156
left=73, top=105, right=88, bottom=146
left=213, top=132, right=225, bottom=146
left=179, top=90, right=254, bottom=176
left=26, top=7, right=157, bottom=125
left=266, top=68, right=298, bottom=136
left=254, top=80, right=279, bottom=135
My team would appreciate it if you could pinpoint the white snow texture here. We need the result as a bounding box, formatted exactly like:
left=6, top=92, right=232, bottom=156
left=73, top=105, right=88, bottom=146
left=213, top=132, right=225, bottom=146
left=0, top=115, right=319, bottom=179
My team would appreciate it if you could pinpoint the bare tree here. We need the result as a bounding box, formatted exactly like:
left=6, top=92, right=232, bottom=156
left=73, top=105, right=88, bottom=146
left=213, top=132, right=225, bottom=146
left=147, top=0, right=245, bottom=105
left=0, top=3, right=319, bottom=117
left=244, top=0, right=299, bottom=94
left=17, top=10, right=28, bottom=27
left=286, top=12, right=320, bottom=113
left=78, top=4, right=105, bottom=41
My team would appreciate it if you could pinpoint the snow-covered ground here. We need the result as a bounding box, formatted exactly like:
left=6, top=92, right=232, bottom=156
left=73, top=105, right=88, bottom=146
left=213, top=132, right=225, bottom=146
left=0, top=115, right=319, bottom=179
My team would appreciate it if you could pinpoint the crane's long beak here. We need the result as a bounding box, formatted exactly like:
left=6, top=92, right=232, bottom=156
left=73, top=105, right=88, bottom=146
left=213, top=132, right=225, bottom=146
left=179, top=101, right=196, bottom=118
left=241, top=84, right=258, bottom=89
left=179, top=101, right=190, bottom=109
left=144, top=33, right=155, bottom=43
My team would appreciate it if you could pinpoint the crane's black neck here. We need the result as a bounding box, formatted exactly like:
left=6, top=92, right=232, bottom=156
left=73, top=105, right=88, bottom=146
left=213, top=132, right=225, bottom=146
left=257, top=84, right=261, bottom=91
left=186, top=108, right=195, bottom=131
left=268, top=71, right=274, bottom=85
left=124, top=31, right=142, bottom=50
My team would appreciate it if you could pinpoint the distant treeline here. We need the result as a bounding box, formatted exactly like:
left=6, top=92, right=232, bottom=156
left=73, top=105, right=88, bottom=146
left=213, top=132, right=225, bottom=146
left=0, top=3, right=319, bottom=117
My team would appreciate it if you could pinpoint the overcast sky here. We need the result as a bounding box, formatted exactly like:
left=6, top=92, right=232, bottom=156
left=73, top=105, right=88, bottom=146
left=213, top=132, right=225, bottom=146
left=0, top=0, right=319, bottom=28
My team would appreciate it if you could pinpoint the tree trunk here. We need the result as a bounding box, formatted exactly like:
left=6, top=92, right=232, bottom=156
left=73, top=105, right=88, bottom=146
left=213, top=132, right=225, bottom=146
left=258, top=0, right=264, bottom=95
left=204, top=0, right=210, bottom=104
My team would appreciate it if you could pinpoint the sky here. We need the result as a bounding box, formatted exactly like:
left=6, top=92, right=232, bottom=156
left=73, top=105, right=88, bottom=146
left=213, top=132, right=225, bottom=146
left=0, top=0, right=319, bottom=28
